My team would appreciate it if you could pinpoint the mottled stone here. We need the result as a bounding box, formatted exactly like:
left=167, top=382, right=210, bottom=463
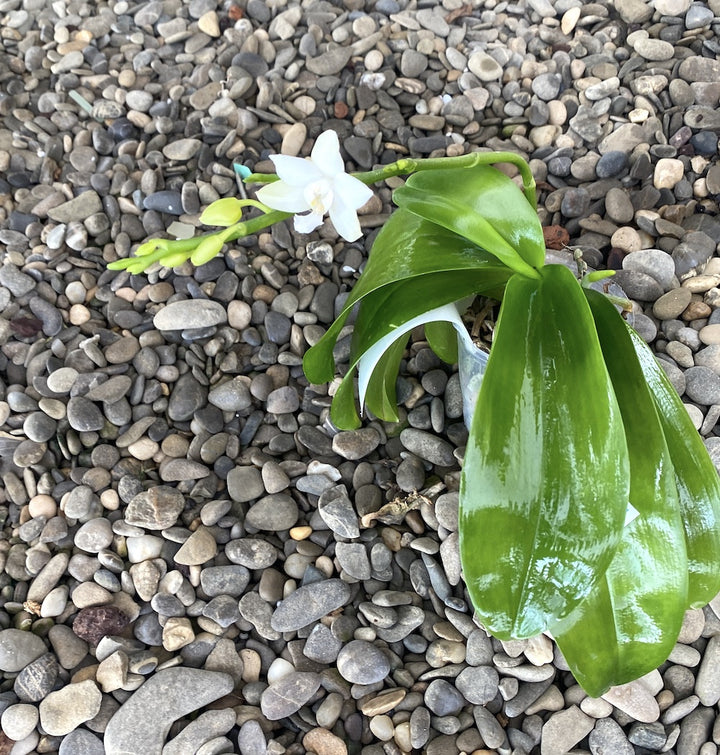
left=39, top=680, right=102, bottom=736
left=124, top=487, right=185, bottom=530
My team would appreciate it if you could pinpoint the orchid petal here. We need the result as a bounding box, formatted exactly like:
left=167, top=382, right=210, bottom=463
left=256, top=182, right=310, bottom=213
left=270, top=155, right=323, bottom=186
left=333, top=171, right=374, bottom=210
left=328, top=195, right=362, bottom=242
left=311, top=130, right=344, bottom=176
left=294, top=211, right=324, bottom=234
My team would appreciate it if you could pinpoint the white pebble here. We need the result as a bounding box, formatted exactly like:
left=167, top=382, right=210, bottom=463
left=267, top=657, right=295, bottom=683
left=369, top=714, right=394, bottom=741
left=1, top=703, right=39, bottom=741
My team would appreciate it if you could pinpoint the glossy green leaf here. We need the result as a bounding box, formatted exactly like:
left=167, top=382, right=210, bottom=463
left=328, top=270, right=510, bottom=428
left=363, top=333, right=410, bottom=423
left=303, top=209, right=512, bottom=385
left=627, top=324, right=720, bottom=608
left=425, top=320, right=459, bottom=364
left=460, top=265, right=629, bottom=639
left=392, top=165, right=545, bottom=275
left=553, top=290, right=688, bottom=697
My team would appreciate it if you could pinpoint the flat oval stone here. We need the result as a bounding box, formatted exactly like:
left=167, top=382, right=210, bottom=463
left=245, top=494, right=298, bottom=531
left=153, top=300, right=227, bottom=331
left=226, top=538, right=277, bottom=569
left=653, top=288, right=692, bottom=320
left=400, top=428, right=456, bottom=466
left=66, top=397, right=105, bottom=432
left=337, top=640, right=390, bottom=684
left=260, top=672, right=321, bottom=720
left=39, top=679, right=102, bottom=736
left=271, top=579, right=352, bottom=632
left=0, top=629, right=47, bottom=672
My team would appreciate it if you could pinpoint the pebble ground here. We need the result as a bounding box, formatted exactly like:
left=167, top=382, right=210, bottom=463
left=1, top=0, right=720, bottom=753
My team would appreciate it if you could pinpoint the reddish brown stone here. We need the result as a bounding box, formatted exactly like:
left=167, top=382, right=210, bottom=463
left=543, top=225, right=570, bottom=250
left=0, top=732, right=14, bottom=754
left=73, top=606, right=129, bottom=645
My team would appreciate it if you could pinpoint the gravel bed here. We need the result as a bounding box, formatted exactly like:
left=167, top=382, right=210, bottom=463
left=1, top=0, right=720, bottom=753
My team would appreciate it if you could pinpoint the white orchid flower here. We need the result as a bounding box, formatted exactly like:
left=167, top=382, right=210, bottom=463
left=256, top=130, right=373, bottom=242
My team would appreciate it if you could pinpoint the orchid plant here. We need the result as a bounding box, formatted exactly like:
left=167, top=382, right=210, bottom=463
left=110, top=130, right=720, bottom=697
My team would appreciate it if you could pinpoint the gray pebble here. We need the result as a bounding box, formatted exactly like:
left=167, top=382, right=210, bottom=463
left=208, top=378, right=252, bottom=411
left=685, top=366, right=720, bottom=405
left=266, top=386, right=299, bottom=414
left=66, top=396, right=105, bottom=432
left=318, top=486, right=360, bottom=538
left=271, top=579, right=352, bottom=632
left=58, top=728, right=105, bottom=755
left=337, top=640, right=390, bottom=684
left=245, top=494, right=298, bottom=531
left=653, top=288, right=693, bottom=320
left=303, top=623, right=342, bottom=664
left=400, top=428, right=455, bottom=466
left=23, top=412, right=57, bottom=442
left=455, top=664, right=499, bottom=704
left=104, top=668, right=234, bottom=755
left=628, top=722, right=667, bottom=749
left=424, top=679, right=465, bottom=716
left=675, top=706, right=715, bottom=755
left=14, top=652, right=59, bottom=702
left=153, top=300, right=227, bottom=331
left=332, top=427, right=381, bottom=459
left=335, top=542, right=372, bottom=580
left=200, top=565, right=250, bottom=597
left=237, top=720, right=268, bottom=755
left=589, top=717, right=634, bottom=755
left=260, top=672, right=321, bottom=720
left=168, top=374, right=207, bottom=422
left=125, top=487, right=185, bottom=530
left=0, top=629, right=48, bottom=672
left=226, top=538, right=278, bottom=569
left=623, top=249, right=676, bottom=291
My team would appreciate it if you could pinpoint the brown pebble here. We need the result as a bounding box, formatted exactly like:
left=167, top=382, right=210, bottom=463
left=334, top=102, right=349, bottom=119
left=682, top=300, right=712, bottom=321
left=359, top=688, right=407, bottom=716
left=543, top=225, right=570, bottom=250
left=303, top=727, right=348, bottom=755
left=73, top=606, right=130, bottom=645
left=0, top=731, right=14, bottom=755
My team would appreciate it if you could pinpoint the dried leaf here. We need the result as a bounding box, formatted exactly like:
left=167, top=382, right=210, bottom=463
left=361, top=491, right=430, bottom=527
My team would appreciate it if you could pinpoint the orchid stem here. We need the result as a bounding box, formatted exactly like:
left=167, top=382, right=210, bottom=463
left=245, top=151, right=537, bottom=209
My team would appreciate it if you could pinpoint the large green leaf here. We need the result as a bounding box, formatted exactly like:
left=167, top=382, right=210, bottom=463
left=303, top=209, right=512, bottom=385
left=328, top=270, right=509, bottom=428
left=392, top=165, right=545, bottom=275
left=363, top=332, right=410, bottom=423
left=553, top=290, right=688, bottom=696
left=425, top=320, right=459, bottom=364
left=627, top=324, right=720, bottom=608
left=460, top=265, right=629, bottom=639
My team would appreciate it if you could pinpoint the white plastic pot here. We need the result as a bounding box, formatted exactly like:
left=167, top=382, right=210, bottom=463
left=457, top=328, right=489, bottom=431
